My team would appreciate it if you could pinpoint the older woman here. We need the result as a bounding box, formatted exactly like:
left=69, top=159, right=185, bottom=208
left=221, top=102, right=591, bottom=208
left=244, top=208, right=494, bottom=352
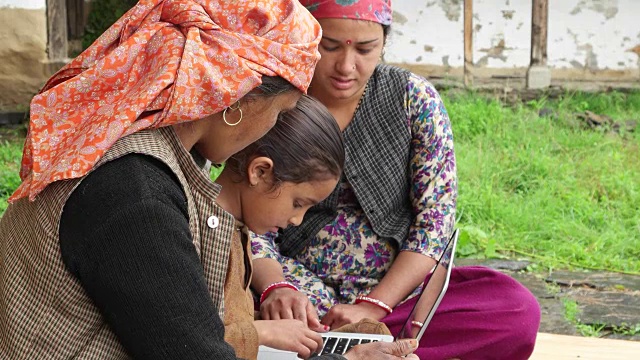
left=0, top=1, right=418, bottom=359
left=251, top=1, right=541, bottom=359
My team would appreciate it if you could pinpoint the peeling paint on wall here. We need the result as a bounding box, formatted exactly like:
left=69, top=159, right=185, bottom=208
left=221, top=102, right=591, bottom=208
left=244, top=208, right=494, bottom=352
left=386, top=0, right=464, bottom=67
left=502, top=10, right=515, bottom=20
left=570, top=0, right=619, bottom=20
left=386, top=0, right=637, bottom=72
left=442, top=55, right=450, bottom=67
left=477, top=39, right=510, bottom=67
left=439, top=0, right=462, bottom=22
left=549, top=0, right=638, bottom=70
left=392, top=10, right=408, bottom=25
left=472, top=0, right=531, bottom=68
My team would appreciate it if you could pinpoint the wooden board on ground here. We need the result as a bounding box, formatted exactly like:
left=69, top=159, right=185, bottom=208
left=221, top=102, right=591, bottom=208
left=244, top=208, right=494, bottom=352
left=530, top=332, right=640, bottom=359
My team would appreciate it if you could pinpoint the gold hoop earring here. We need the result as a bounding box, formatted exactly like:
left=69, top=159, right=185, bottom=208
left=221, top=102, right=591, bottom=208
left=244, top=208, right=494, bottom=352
left=223, top=102, right=243, bottom=126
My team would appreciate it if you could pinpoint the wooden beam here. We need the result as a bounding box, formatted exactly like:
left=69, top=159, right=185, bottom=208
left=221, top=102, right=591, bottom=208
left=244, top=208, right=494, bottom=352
left=464, top=0, right=473, bottom=87
left=47, top=0, right=69, bottom=61
left=530, top=0, right=548, bottom=66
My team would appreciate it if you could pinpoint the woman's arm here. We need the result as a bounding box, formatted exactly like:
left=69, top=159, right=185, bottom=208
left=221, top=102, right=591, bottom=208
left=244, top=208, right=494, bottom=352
left=370, top=74, right=457, bottom=307
left=60, top=154, right=240, bottom=359
left=373, top=73, right=458, bottom=300
left=323, top=75, right=456, bottom=327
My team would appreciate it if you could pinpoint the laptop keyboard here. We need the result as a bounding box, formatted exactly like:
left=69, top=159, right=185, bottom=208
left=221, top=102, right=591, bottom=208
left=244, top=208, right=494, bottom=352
left=321, top=336, right=378, bottom=355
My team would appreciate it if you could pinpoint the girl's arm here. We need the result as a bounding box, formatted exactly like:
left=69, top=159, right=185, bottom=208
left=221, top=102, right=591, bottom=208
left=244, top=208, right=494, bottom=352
left=251, top=234, right=325, bottom=331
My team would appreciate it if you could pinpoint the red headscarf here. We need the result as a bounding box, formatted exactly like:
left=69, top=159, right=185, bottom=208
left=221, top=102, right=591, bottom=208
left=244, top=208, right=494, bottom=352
left=299, top=0, right=392, bottom=25
left=12, top=0, right=321, bottom=201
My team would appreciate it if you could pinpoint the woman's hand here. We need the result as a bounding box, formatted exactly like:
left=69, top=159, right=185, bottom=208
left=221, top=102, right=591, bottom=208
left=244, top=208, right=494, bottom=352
left=254, top=319, right=324, bottom=359
left=321, top=303, right=388, bottom=330
left=260, top=287, right=327, bottom=332
left=343, top=339, right=419, bottom=360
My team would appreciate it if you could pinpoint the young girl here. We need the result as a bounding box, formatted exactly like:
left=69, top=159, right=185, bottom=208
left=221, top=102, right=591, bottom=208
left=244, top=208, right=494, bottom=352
left=212, top=94, right=419, bottom=359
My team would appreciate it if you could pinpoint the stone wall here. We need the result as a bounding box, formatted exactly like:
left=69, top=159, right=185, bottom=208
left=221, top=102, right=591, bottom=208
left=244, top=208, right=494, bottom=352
left=0, top=1, right=48, bottom=112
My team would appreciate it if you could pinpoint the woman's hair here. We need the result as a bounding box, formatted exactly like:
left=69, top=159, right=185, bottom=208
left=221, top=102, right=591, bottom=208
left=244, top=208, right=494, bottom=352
left=382, top=24, right=390, bottom=42
left=247, top=76, right=297, bottom=98
left=225, top=94, right=344, bottom=190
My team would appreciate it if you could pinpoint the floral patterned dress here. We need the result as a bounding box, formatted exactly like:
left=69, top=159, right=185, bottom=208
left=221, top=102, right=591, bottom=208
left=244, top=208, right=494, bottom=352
left=252, top=73, right=457, bottom=317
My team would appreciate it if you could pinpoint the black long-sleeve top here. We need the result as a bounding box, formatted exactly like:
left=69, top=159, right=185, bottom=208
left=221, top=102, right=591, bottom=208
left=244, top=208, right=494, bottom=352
left=59, top=153, right=344, bottom=360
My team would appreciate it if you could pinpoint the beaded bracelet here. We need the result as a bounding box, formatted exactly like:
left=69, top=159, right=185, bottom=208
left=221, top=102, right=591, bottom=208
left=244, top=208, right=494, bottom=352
left=411, top=320, right=425, bottom=328
left=355, top=295, right=393, bottom=314
left=259, top=281, right=299, bottom=304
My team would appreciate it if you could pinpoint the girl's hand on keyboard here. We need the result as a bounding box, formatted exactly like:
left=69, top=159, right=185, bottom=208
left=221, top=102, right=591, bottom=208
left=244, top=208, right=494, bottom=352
left=254, top=319, right=324, bottom=359
left=343, top=339, right=419, bottom=360
left=260, top=287, right=327, bottom=332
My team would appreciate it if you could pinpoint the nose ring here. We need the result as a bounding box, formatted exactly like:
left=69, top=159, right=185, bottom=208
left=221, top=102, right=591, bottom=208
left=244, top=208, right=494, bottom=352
left=352, top=65, right=356, bottom=70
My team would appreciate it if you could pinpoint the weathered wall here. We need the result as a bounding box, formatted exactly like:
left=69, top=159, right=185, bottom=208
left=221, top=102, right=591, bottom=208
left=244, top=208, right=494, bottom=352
left=0, top=0, right=47, bottom=112
left=387, top=0, right=640, bottom=87
left=549, top=0, right=639, bottom=71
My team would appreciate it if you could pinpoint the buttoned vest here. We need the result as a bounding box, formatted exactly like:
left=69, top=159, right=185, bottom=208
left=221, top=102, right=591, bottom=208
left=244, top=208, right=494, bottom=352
left=0, top=127, right=234, bottom=359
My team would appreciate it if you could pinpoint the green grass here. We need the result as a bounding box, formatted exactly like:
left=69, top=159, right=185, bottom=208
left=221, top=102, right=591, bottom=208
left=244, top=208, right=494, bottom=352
left=446, top=90, right=640, bottom=274
left=1, top=90, right=639, bottom=275
left=0, top=139, right=23, bottom=214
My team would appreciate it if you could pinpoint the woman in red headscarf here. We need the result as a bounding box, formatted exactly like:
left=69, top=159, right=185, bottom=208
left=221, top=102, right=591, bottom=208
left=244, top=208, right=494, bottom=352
left=0, top=1, right=420, bottom=359
left=251, top=1, right=541, bottom=359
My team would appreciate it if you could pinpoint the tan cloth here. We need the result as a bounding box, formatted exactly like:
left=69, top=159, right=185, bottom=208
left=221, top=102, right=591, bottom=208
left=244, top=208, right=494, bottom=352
left=223, top=224, right=259, bottom=359
left=0, top=127, right=235, bottom=359
left=333, top=318, right=392, bottom=336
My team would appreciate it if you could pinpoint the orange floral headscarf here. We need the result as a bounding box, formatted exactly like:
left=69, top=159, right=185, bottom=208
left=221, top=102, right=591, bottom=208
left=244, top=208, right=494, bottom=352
left=11, top=0, right=321, bottom=201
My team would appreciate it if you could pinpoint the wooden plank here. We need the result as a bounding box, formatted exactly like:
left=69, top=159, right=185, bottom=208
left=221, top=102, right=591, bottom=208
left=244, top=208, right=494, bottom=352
left=463, top=0, right=473, bottom=87
left=530, top=333, right=640, bottom=360
left=530, top=0, right=548, bottom=66
left=47, top=0, right=69, bottom=61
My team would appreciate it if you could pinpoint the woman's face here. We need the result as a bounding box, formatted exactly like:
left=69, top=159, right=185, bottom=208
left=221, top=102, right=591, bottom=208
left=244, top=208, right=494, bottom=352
left=195, top=91, right=302, bottom=164
left=242, top=177, right=339, bottom=235
left=309, top=18, right=384, bottom=103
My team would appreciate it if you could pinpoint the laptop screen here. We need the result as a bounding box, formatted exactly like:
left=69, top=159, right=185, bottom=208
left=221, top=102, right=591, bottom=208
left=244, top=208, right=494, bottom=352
left=395, top=229, right=459, bottom=342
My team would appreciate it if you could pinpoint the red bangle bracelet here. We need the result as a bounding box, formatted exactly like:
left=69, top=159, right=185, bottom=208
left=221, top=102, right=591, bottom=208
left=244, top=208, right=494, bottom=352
left=259, top=281, right=298, bottom=304
left=355, top=295, right=393, bottom=314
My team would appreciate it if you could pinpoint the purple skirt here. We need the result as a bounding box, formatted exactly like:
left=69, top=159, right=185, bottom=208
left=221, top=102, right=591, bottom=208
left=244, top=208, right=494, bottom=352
left=382, top=266, right=540, bottom=360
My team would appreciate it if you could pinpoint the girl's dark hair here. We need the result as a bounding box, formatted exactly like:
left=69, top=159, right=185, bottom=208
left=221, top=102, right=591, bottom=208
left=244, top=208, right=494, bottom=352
left=225, top=94, right=344, bottom=189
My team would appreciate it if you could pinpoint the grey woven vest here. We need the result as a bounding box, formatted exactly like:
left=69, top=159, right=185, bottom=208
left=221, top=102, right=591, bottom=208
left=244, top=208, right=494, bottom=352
left=278, top=64, right=412, bottom=257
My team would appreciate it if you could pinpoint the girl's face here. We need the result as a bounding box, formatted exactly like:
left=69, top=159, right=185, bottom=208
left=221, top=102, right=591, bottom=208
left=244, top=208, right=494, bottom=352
left=308, top=18, right=384, bottom=103
left=240, top=167, right=339, bottom=235
left=195, top=91, right=302, bottom=164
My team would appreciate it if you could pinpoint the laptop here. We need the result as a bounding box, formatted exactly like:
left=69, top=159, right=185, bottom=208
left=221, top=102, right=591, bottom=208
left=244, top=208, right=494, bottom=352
left=258, top=229, right=459, bottom=359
